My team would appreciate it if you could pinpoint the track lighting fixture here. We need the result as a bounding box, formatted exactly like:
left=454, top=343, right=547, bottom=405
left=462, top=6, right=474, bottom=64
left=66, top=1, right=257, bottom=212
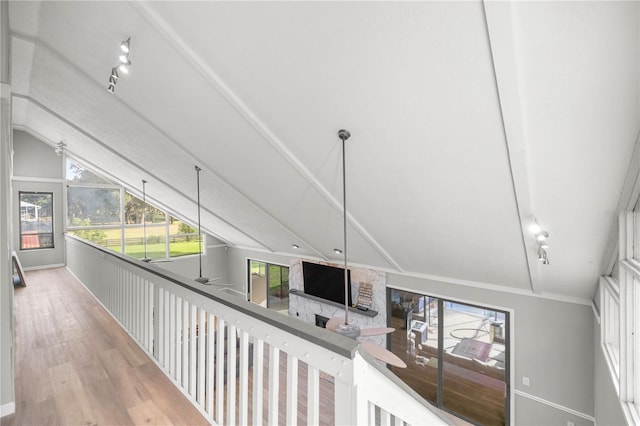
left=537, top=245, right=550, bottom=265
left=120, top=37, right=131, bottom=54
left=530, top=219, right=550, bottom=265
left=107, top=37, right=131, bottom=94
left=54, top=141, right=65, bottom=156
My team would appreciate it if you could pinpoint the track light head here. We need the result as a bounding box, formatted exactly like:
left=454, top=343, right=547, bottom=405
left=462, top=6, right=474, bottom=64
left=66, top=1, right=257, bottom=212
left=107, top=83, right=115, bottom=93
left=120, top=37, right=131, bottom=54
left=111, top=67, right=119, bottom=80
left=108, top=75, right=117, bottom=85
left=537, top=245, right=550, bottom=265
left=536, top=231, right=549, bottom=242
left=118, top=63, right=129, bottom=74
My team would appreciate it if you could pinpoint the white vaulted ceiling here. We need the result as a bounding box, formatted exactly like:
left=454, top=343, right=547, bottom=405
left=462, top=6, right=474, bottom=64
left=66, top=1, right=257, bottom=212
left=7, top=1, right=639, bottom=302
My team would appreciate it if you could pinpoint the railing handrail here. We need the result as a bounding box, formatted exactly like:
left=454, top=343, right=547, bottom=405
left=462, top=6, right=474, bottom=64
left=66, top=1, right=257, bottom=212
left=64, top=233, right=358, bottom=359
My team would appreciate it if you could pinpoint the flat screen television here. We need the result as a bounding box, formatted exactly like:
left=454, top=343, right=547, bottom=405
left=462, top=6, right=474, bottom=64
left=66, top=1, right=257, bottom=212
left=302, top=261, right=352, bottom=307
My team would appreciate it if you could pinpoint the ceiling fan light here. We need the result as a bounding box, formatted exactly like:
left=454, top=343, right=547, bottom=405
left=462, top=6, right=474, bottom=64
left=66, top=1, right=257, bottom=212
left=118, top=63, right=129, bottom=74
left=119, top=54, right=129, bottom=64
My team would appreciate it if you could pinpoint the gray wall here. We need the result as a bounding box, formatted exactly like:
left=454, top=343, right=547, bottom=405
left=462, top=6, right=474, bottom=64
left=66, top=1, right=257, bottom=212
left=388, top=273, right=595, bottom=425
left=1, top=0, right=14, bottom=411
left=157, top=243, right=229, bottom=297
left=12, top=131, right=65, bottom=269
left=593, top=319, right=626, bottom=425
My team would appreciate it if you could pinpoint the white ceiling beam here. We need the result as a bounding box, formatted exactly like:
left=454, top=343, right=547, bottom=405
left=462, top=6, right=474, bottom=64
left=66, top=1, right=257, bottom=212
left=483, top=1, right=540, bottom=293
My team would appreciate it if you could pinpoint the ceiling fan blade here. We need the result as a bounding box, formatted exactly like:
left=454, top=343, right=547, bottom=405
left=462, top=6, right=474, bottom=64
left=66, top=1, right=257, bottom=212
left=360, top=341, right=407, bottom=368
left=325, top=317, right=344, bottom=332
left=359, top=327, right=395, bottom=337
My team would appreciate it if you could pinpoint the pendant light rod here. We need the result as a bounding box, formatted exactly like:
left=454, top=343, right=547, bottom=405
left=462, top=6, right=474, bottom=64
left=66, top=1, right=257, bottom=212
left=339, top=129, right=351, bottom=325
left=195, top=165, right=203, bottom=280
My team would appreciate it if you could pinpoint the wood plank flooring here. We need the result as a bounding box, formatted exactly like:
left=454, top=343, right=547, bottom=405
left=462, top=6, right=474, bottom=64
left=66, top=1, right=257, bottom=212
left=2, top=268, right=209, bottom=426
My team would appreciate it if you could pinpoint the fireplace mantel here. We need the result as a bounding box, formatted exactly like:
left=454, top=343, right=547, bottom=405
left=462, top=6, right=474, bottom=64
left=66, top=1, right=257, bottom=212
left=289, top=289, right=378, bottom=318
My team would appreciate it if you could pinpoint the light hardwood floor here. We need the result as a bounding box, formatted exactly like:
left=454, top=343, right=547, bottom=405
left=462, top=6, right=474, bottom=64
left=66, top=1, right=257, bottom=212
left=2, top=267, right=209, bottom=426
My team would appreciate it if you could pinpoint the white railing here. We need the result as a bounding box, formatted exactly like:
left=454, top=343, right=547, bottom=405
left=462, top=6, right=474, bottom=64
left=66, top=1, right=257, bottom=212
left=65, top=235, right=448, bottom=426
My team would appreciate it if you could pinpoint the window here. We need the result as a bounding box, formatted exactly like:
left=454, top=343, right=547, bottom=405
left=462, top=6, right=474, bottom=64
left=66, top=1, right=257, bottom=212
left=388, top=288, right=509, bottom=425
left=19, top=191, right=54, bottom=250
left=66, top=159, right=202, bottom=260
left=611, top=210, right=640, bottom=424
left=601, top=277, right=620, bottom=380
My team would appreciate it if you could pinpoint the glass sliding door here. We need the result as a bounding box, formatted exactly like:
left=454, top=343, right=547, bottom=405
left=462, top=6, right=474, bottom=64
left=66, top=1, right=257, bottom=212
left=388, top=290, right=440, bottom=405
left=442, top=301, right=508, bottom=425
left=387, top=288, right=509, bottom=425
left=248, top=260, right=290, bottom=313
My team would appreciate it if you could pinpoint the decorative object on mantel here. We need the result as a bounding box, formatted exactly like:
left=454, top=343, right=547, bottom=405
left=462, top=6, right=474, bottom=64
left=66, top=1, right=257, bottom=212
left=356, top=282, right=373, bottom=310
left=324, top=129, right=406, bottom=369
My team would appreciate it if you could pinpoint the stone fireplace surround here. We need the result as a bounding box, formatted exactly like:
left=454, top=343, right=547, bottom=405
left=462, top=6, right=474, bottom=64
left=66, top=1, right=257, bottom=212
left=288, top=258, right=388, bottom=346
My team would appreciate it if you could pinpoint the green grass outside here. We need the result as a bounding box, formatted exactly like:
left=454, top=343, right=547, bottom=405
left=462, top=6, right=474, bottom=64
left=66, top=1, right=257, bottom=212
left=69, top=220, right=201, bottom=259
left=125, top=241, right=201, bottom=259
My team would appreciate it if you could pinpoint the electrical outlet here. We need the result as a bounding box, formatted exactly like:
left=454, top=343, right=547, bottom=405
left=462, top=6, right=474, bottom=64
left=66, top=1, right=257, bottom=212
left=522, top=376, right=530, bottom=386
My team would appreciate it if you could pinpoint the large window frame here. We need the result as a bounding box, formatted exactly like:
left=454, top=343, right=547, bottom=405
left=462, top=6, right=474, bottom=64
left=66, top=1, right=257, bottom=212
left=19, top=191, right=54, bottom=250
left=608, top=211, right=640, bottom=424
left=65, top=158, right=201, bottom=261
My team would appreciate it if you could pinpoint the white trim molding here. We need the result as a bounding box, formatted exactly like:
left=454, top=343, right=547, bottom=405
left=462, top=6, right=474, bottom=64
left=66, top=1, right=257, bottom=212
left=0, top=402, right=15, bottom=417
left=514, top=389, right=595, bottom=423
left=23, top=263, right=65, bottom=272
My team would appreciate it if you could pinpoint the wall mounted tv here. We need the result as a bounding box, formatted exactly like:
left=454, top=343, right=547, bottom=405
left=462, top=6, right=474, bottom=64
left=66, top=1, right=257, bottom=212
left=302, top=261, right=352, bottom=306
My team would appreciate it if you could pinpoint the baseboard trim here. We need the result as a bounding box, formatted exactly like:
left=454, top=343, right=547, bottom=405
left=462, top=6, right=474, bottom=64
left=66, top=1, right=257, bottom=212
left=23, top=263, right=65, bottom=272
left=514, top=389, right=595, bottom=422
left=1, top=402, right=15, bottom=417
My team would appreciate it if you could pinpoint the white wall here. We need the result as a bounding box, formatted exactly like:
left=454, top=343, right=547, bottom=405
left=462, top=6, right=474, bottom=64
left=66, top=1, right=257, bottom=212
left=12, top=131, right=65, bottom=269
left=0, top=0, right=14, bottom=413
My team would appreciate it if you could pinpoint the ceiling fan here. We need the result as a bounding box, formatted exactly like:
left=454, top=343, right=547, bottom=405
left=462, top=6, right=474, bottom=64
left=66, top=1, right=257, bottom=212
left=325, top=130, right=406, bottom=369
left=192, top=165, right=231, bottom=286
